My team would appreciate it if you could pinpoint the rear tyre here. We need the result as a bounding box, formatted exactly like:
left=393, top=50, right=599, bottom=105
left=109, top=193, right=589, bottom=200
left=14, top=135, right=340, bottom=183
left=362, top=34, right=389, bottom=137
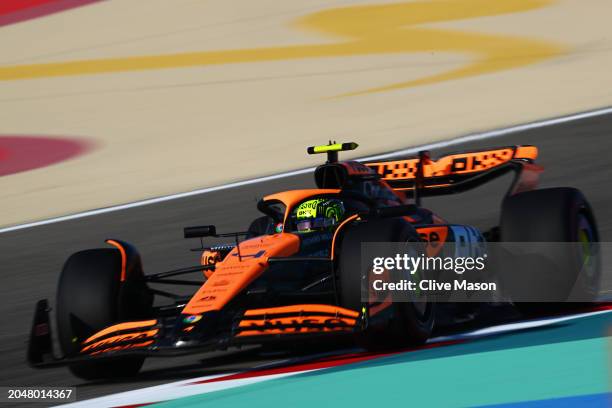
left=500, top=187, right=600, bottom=316
left=56, top=248, right=153, bottom=379
left=336, top=218, right=434, bottom=348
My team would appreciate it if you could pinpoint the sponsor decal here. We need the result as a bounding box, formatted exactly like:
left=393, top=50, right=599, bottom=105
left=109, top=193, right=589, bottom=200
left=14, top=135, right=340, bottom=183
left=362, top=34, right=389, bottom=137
left=449, top=226, right=486, bottom=259
left=81, top=329, right=158, bottom=352
left=237, top=316, right=355, bottom=336
left=367, top=149, right=515, bottom=180
left=199, top=295, right=217, bottom=302
left=183, top=315, right=202, bottom=324
left=202, top=250, right=222, bottom=266
left=300, top=232, right=333, bottom=246
left=89, top=340, right=153, bottom=355
left=231, top=250, right=266, bottom=259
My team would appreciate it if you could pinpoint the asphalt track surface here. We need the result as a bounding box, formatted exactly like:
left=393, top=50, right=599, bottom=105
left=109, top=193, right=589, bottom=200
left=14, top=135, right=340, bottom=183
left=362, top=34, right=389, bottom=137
left=1, top=110, right=612, bottom=405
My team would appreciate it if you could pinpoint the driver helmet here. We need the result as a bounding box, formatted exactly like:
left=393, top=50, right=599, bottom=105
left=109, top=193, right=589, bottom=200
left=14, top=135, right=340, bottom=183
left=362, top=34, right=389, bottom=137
left=293, top=198, right=345, bottom=232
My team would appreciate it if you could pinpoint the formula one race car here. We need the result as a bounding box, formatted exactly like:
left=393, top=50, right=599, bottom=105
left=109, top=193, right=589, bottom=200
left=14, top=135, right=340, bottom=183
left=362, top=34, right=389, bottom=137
left=27, top=142, right=600, bottom=379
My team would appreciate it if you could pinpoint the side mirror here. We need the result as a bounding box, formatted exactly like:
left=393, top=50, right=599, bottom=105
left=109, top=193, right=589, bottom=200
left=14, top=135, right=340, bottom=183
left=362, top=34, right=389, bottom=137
left=184, top=225, right=217, bottom=238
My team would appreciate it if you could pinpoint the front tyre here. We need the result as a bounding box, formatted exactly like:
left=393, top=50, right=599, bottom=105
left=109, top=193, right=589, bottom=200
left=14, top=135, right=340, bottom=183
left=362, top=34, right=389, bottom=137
left=336, top=218, right=434, bottom=348
left=56, top=246, right=153, bottom=379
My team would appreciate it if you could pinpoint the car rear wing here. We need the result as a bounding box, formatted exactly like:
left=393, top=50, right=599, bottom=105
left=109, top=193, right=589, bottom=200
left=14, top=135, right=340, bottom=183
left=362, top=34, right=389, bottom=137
left=365, top=145, right=542, bottom=203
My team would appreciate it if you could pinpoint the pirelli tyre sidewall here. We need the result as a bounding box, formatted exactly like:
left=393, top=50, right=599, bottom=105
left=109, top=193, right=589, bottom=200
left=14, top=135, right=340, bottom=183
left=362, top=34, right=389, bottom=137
left=336, top=218, right=435, bottom=348
left=500, top=187, right=601, bottom=315
left=56, top=247, right=153, bottom=379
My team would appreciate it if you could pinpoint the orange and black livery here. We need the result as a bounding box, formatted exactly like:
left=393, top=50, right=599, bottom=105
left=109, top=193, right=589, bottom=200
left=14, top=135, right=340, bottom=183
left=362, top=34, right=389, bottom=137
left=27, top=141, right=600, bottom=380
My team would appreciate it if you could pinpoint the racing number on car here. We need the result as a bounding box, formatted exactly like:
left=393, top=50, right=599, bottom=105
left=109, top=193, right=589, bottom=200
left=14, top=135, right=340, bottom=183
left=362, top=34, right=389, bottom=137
left=417, top=226, right=448, bottom=256
left=420, top=230, right=440, bottom=243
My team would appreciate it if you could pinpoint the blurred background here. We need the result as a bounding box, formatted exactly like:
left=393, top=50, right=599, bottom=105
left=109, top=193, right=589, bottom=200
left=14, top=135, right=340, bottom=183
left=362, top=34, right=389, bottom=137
left=1, top=0, right=611, bottom=406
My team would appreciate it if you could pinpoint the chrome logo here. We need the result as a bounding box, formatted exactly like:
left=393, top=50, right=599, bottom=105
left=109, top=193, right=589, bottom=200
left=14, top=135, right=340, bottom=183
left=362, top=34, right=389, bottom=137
left=183, top=315, right=202, bottom=324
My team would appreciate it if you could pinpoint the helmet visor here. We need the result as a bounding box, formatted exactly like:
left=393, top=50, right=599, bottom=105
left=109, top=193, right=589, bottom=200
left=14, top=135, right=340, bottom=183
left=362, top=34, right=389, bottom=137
left=296, top=216, right=337, bottom=232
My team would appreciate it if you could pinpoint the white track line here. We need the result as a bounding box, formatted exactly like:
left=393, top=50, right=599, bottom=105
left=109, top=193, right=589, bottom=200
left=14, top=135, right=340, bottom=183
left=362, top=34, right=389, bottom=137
left=428, top=308, right=612, bottom=343
left=57, top=371, right=310, bottom=408
left=3, top=105, right=612, bottom=234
